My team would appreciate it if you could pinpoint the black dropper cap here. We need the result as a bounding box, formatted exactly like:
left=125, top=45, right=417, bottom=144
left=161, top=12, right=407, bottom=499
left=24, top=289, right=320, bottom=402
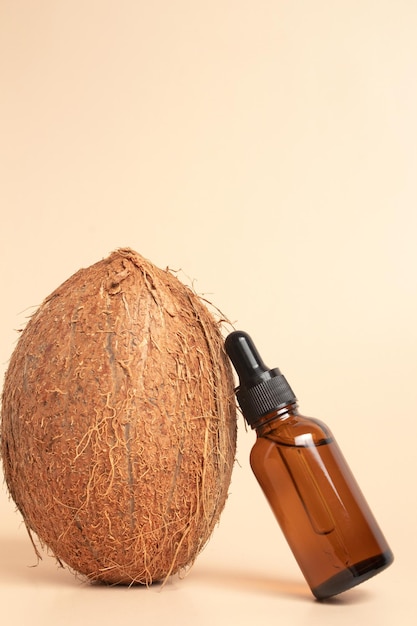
left=225, top=331, right=297, bottom=427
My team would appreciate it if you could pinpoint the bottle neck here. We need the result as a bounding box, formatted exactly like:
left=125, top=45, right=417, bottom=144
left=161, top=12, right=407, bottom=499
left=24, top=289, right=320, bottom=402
left=251, top=401, right=299, bottom=434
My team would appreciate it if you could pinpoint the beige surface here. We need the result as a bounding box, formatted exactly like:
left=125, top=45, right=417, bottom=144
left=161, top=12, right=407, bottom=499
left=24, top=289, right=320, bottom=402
left=0, top=1, right=416, bottom=624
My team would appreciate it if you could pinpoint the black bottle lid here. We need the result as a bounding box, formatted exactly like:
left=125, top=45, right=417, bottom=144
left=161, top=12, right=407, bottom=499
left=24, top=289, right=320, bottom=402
left=225, top=330, right=296, bottom=426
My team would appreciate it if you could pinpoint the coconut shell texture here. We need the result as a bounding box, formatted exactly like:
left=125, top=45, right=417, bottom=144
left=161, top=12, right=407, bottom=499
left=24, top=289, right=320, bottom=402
left=1, top=248, right=237, bottom=584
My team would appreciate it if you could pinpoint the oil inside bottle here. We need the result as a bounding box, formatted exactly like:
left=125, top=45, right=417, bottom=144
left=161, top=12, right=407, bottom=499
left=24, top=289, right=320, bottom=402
left=250, top=425, right=393, bottom=599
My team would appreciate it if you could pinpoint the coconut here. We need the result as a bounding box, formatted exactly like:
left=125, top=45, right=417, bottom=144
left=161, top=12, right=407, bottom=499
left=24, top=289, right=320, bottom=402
left=0, top=248, right=237, bottom=585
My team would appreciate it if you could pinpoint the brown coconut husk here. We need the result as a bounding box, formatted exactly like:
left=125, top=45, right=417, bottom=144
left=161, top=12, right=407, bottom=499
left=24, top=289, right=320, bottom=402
left=1, top=248, right=237, bottom=585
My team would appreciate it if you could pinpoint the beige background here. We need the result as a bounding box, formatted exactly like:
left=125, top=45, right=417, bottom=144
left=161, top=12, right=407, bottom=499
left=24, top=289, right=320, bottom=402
left=1, top=1, right=416, bottom=624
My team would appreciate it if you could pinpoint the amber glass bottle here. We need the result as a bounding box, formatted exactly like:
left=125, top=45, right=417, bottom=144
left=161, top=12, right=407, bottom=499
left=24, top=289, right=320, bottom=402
left=225, top=331, right=393, bottom=600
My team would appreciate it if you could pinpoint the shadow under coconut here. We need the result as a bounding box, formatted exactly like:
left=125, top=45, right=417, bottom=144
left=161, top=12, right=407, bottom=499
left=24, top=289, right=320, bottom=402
left=189, top=565, right=310, bottom=600
left=189, top=565, right=370, bottom=604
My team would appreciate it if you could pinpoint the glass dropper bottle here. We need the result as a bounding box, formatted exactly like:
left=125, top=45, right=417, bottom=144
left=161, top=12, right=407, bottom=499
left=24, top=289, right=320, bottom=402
left=225, top=330, right=393, bottom=600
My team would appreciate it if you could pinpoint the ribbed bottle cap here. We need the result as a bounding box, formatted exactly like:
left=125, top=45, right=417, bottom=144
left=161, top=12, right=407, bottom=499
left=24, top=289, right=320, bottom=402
left=225, top=330, right=296, bottom=426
